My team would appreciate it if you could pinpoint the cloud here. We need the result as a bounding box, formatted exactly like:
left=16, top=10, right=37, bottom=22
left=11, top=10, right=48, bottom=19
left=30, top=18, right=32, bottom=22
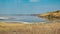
left=29, top=0, right=39, bottom=2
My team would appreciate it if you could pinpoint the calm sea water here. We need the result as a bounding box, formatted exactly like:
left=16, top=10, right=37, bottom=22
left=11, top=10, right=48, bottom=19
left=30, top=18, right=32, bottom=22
left=0, top=15, right=47, bottom=22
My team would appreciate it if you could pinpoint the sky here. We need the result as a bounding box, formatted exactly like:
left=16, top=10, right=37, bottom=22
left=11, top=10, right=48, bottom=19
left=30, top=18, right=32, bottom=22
left=0, top=0, right=60, bottom=14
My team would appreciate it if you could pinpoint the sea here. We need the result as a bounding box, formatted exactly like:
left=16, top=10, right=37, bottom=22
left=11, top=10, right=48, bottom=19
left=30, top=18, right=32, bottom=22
left=0, top=14, right=48, bottom=23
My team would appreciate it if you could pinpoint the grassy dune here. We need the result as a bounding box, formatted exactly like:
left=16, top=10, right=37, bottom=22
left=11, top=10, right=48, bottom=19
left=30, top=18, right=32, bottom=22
left=0, top=22, right=60, bottom=34
left=37, top=10, right=60, bottom=18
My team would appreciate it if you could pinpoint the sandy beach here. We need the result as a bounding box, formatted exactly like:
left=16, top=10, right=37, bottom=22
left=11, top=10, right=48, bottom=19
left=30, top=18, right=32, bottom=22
left=0, top=22, right=60, bottom=34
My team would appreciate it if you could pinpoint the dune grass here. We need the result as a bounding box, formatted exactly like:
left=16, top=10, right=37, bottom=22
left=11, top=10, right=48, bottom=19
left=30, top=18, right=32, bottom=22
left=0, top=22, right=60, bottom=34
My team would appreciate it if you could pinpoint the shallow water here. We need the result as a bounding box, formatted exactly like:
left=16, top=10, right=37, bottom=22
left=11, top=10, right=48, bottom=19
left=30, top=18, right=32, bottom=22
left=0, top=15, right=47, bottom=22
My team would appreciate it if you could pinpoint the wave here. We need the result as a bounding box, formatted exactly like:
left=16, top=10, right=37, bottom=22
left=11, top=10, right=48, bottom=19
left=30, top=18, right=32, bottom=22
left=0, top=17, right=9, bottom=19
left=0, top=20, right=33, bottom=24
left=0, top=17, right=16, bottom=20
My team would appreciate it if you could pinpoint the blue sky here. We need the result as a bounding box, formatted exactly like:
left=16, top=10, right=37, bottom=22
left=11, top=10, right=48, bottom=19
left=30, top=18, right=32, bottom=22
left=0, top=0, right=60, bottom=14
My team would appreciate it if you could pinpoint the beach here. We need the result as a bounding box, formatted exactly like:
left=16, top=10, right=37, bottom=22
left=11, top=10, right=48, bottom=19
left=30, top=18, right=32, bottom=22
left=0, top=22, right=60, bottom=34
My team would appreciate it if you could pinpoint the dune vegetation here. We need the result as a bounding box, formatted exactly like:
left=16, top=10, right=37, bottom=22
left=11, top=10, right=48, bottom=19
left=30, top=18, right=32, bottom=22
left=0, top=22, right=60, bottom=34
left=37, top=10, right=60, bottom=18
left=37, top=10, right=60, bottom=22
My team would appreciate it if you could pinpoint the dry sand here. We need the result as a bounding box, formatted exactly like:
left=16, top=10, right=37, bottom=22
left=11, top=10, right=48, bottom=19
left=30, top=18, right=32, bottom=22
left=0, top=22, right=60, bottom=34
